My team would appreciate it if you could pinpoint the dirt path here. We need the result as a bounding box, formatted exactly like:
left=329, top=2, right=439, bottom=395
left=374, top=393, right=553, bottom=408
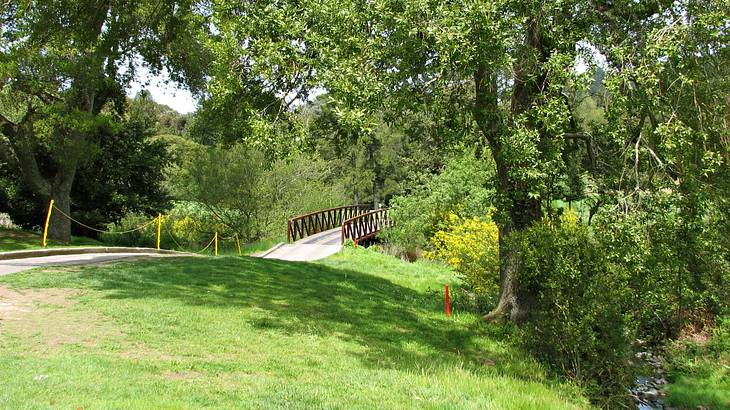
left=0, top=286, right=121, bottom=349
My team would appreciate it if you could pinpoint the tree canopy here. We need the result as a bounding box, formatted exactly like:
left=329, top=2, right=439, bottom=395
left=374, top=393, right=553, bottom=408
left=0, top=0, right=210, bottom=241
left=202, top=0, right=728, bottom=321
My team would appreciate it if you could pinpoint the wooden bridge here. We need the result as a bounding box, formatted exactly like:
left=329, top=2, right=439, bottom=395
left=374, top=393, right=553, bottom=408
left=260, top=205, right=392, bottom=261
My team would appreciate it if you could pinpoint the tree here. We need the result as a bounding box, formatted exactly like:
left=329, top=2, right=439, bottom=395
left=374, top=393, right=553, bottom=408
left=0, top=0, right=209, bottom=242
left=165, top=142, right=349, bottom=241
left=307, top=98, right=438, bottom=208
left=0, top=89, right=173, bottom=233
left=206, top=0, right=727, bottom=323
left=592, top=0, right=730, bottom=329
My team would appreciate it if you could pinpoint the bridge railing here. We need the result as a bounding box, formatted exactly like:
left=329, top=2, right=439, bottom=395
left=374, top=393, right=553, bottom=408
left=341, top=208, right=392, bottom=244
left=287, top=205, right=371, bottom=242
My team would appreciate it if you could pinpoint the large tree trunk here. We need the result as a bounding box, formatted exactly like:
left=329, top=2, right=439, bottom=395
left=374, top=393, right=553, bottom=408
left=473, top=65, right=543, bottom=322
left=46, top=164, right=77, bottom=244
left=483, top=198, right=541, bottom=323
left=474, top=18, right=551, bottom=323
left=47, top=186, right=72, bottom=244
left=2, top=116, right=77, bottom=243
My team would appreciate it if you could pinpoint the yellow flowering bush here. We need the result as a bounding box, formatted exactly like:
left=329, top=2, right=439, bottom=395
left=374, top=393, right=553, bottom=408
left=169, top=215, right=205, bottom=243
left=103, top=203, right=223, bottom=250
left=424, top=213, right=500, bottom=295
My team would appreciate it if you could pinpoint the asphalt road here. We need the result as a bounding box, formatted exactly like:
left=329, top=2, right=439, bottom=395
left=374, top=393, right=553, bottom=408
left=0, top=253, right=166, bottom=276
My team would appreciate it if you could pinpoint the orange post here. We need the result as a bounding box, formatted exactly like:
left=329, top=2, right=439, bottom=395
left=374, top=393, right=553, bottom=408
left=445, top=284, right=451, bottom=319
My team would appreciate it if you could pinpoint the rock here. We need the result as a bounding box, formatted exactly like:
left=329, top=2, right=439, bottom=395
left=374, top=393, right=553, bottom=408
left=643, top=388, right=659, bottom=401
left=631, top=350, right=671, bottom=409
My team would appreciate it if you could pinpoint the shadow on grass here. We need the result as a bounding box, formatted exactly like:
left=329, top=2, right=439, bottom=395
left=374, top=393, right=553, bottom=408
left=69, top=256, right=523, bottom=377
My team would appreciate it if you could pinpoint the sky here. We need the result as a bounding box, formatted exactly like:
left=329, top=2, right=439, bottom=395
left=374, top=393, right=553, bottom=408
left=126, top=67, right=199, bottom=114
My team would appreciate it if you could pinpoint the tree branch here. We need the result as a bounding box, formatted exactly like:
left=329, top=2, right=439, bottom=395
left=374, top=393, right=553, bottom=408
left=0, top=106, right=52, bottom=197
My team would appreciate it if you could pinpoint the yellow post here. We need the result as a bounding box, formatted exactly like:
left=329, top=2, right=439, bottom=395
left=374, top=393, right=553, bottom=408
left=156, top=213, right=162, bottom=250
left=214, top=231, right=218, bottom=256
left=235, top=234, right=241, bottom=256
left=42, top=199, right=54, bottom=247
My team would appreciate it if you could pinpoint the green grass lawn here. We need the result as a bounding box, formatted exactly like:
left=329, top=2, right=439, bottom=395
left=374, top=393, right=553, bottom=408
left=666, top=365, right=730, bottom=409
left=664, top=321, right=730, bottom=409
left=0, top=228, right=103, bottom=252
left=0, top=247, right=589, bottom=409
left=213, top=236, right=284, bottom=256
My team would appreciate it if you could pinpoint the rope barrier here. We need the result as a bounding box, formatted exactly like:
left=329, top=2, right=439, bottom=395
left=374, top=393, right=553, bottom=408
left=163, top=217, right=219, bottom=254
left=164, top=220, right=187, bottom=250
left=44, top=199, right=239, bottom=256
left=195, top=235, right=217, bottom=254
left=52, top=204, right=156, bottom=234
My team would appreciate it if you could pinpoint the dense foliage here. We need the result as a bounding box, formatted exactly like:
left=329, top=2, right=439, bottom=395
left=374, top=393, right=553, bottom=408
left=382, top=151, right=494, bottom=253
left=594, top=196, right=730, bottom=345
left=511, top=213, right=635, bottom=403
left=0, top=94, right=172, bottom=234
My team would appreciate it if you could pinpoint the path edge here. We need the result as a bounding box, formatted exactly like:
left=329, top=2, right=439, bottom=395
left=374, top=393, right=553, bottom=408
left=0, top=247, right=196, bottom=261
left=257, top=242, right=286, bottom=258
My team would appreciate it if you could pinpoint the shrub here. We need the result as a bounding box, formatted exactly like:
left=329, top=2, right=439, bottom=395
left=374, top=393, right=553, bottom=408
left=101, top=202, right=221, bottom=251
left=101, top=212, right=159, bottom=248
left=512, top=212, right=635, bottom=404
left=593, top=193, right=730, bottom=346
left=381, top=150, right=495, bottom=254
left=424, top=213, right=499, bottom=298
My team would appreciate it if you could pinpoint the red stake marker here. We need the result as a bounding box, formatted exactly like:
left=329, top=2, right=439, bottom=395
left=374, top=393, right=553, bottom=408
left=354, top=239, right=358, bottom=248
left=445, top=284, right=451, bottom=319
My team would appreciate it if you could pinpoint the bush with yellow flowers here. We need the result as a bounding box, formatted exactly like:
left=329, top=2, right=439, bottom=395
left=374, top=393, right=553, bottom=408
left=424, top=212, right=500, bottom=296
left=102, top=202, right=224, bottom=250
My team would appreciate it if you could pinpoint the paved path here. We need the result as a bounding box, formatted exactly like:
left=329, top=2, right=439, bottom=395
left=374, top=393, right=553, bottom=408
left=0, top=253, right=171, bottom=276
left=260, top=228, right=342, bottom=262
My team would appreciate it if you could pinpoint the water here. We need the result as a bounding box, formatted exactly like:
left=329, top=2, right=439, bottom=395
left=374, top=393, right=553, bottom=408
left=631, top=353, right=671, bottom=409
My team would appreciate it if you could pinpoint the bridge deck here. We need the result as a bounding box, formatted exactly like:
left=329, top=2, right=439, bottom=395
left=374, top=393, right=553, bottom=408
left=260, top=227, right=342, bottom=261
left=297, top=228, right=342, bottom=246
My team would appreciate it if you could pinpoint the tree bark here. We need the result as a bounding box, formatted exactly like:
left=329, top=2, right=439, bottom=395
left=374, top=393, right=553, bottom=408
left=475, top=18, right=550, bottom=323
left=47, top=184, right=73, bottom=243
left=1, top=111, right=77, bottom=243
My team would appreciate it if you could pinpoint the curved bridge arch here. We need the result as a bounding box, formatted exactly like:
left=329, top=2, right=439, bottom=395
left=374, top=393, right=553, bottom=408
left=286, top=205, right=391, bottom=245
left=287, top=205, right=371, bottom=243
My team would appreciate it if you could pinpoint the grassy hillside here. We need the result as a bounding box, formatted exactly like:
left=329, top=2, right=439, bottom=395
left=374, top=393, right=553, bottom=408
left=0, top=248, right=589, bottom=409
